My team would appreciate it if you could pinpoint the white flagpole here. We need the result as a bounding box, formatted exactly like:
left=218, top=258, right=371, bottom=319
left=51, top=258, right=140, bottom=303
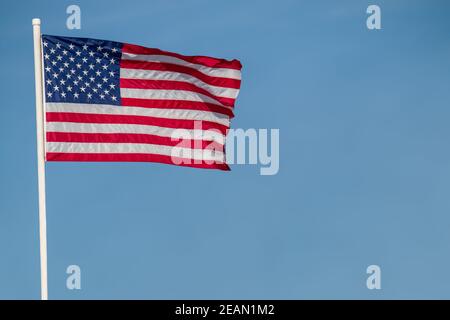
left=32, top=18, right=48, bottom=300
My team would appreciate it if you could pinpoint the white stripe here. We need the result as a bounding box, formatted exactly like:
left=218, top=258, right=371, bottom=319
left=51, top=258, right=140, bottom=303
left=46, top=122, right=225, bottom=143
left=122, top=52, right=241, bottom=80
left=120, top=88, right=225, bottom=107
left=120, top=68, right=239, bottom=99
left=46, top=103, right=230, bottom=127
left=46, top=142, right=225, bottom=162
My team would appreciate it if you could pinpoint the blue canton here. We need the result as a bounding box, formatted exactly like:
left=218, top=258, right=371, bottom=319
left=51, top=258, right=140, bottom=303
left=42, top=35, right=122, bottom=105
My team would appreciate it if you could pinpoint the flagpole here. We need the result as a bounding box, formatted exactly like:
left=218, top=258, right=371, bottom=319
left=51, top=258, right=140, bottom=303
left=32, top=18, right=48, bottom=300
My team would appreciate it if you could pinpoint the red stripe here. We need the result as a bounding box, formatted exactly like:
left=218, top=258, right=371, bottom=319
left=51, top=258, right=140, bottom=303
left=120, top=60, right=241, bottom=90
left=121, top=98, right=234, bottom=118
left=46, top=152, right=230, bottom=171
left=122, top=43, right=242, bottom=70
left=120, top=78, right=236, bottom=107
left=46, top=132, right=224, bottom=150
left=46, top=112, right=229, bottom=135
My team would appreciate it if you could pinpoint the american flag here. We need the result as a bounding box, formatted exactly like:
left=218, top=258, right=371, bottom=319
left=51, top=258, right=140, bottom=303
left=41, top=35, right=242, bottom=170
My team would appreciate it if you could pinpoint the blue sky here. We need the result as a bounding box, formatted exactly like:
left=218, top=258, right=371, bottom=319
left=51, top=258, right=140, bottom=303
left=1, top=0, right=450, bottom=299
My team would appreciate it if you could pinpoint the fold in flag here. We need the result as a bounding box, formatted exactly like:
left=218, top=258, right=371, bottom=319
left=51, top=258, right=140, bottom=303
left=41, top=35, right=242, bottom=170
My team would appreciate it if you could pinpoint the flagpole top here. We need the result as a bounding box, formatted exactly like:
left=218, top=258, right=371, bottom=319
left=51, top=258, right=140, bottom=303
left=32, top=18, right=41, bottom=26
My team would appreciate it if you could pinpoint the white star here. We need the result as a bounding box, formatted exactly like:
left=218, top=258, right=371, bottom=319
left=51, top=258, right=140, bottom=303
left=93, top=88, right=98, bottom=93
left=104, top=89, right=110, bottom=95
left=103, top=52, right=109, bottom=58
left=73, top=80, right=79, bottom=86
left=69, top=44, right=75, bottom=50
left=95, top=71, right=101, bottom=77
left=74, top=92, right=79, bottom=98
left=102, top=77, right=108, bottom=83
left=109, top=71, right=115, bottom=77
left=96, top=83, right=102, bottom=88
left=88, top=51, right=95, bottom=57
left=47, top=92, right=52, bottom=97
left=76, top=63, right=82, bottom=69
left=111, top=95, right=117, bottom=101
left=56, top=43, right=62, bottom=49
left=85, top=82, right=90, bottom=87
left=51, top=61, right=57, bottom=66
left=66, top=74, right=72, bottom=79
left=60, top=79, right=66, bottom=85
left=82, top=57, right=88, bottom=63
left=95, top=58, right=102, bottom=64
left=53, top=85, right=59, bottom=91
left=109, top=58, right=115, bottom=64
left=82, top=44, right=88, bottom=50
left=75, top=50, right=81, bottom=56
left=87, top=93, right=92, bottom=99
left=63, top=62, right=69, bottom=68
left=70, top=69, right=76, bottom=74
left=69, top=56, right=75, bottom=62
left=62, top=50, right=68, bottom=55
left=43, top=41, right=48, bottom=47
left=45, top=66, right=51, bottom=72
left=111, top=48, right=118, bottom=53
left=46, top=79, right=52, bottom=85
left=102, top=64, right=108, bottom=70
left=61, top=92, right=66, bottom=98
left=80, top=87, right=86, bottom=92
left=50, top=48, right=56, bottom=54
left=52, top=73, right=58, bottom=78
left=89, top=64, right=94, bottom=70
left=82, top=70, right=89, bottom=76
left=56, top=55, right=62, bottom=61
left=100, top=94, right=105, bottom=99
left=58, top=67, right=64, bottom=73
left=109, top=84, right=116, bottom=89
left=89, top=77, right=95, bottom=82
left=67, top=86, right=73, bottom=92
left=97, top=46, right=102, bottom=51
left=44, top=54, right=50, bottom=60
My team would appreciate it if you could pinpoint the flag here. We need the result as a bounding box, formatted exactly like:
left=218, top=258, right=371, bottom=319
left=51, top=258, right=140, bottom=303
left=41, top=35, right=242, bottom=170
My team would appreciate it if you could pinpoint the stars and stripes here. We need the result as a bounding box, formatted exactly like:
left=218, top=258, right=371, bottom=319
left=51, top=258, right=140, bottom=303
left=42, top=35, right=242, bottom=170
